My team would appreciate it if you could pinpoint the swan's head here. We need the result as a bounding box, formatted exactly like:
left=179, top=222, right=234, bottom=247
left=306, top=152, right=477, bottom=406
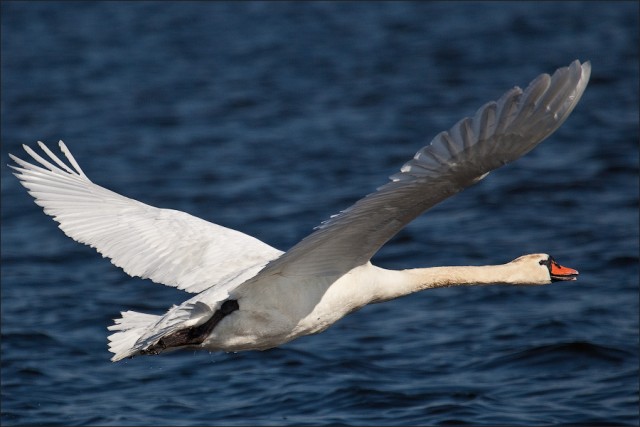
left=510, top=254, right=579, bottom=285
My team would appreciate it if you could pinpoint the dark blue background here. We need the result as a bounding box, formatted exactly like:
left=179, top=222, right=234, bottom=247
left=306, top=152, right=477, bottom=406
left=2, top=2, right=638, bottom=425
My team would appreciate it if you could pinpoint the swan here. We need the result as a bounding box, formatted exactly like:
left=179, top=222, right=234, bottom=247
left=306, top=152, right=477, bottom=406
left=10, top=60, right=588, bottom=362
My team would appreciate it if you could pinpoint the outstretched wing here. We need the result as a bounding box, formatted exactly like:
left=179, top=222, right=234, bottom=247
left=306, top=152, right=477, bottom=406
left=10, top=141, right=283, bottom=293
left=263, top=60, right=591, bottom=277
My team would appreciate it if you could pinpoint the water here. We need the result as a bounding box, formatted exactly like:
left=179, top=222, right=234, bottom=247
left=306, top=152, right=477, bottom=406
left=1, top=2, right=638, bottom=425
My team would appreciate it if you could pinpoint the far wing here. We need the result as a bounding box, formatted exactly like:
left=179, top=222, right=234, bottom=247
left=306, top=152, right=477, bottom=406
left=263, top=60, right=591, bottom=277
left=10, top=141, right=283, bottom=294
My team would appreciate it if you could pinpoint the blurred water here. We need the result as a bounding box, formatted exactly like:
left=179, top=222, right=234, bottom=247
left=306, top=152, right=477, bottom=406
left=1, top=2, right=638, bottom=426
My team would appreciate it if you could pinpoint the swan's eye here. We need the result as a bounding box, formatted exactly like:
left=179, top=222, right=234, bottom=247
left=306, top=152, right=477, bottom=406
left=539, top=258, right=551, bottom=267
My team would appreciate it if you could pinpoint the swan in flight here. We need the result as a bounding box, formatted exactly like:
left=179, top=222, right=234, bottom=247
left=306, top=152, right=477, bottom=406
left=10, top=60, right=588, bottom=362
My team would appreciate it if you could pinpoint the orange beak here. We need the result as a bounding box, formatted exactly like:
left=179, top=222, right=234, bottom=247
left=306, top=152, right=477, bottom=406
left=550, top=259, right=579, bottom=282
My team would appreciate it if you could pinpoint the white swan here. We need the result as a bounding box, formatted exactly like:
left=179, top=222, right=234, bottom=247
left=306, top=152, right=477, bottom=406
left=10, top=60, right=588, bottom=362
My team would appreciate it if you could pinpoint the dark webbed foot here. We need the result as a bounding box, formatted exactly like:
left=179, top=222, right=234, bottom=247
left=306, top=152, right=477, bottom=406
left=141, top=300, right=239, bottom=356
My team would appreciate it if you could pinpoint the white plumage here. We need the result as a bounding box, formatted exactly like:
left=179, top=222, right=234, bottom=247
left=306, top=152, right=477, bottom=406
left=11, top=60, right=589, bottom=361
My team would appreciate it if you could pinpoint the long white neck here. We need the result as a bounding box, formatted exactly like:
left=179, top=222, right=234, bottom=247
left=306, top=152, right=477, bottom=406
left=281, top=258, right=549, bottom=340
left=365, top=262, right=526, bottom=303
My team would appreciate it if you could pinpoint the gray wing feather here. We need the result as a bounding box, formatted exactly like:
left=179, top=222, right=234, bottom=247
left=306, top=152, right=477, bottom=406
left=263, top=60, right=590, bottom=277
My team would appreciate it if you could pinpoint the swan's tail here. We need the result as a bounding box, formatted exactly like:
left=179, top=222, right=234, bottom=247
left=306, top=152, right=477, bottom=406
left=107, top=311, right=161, bottom=362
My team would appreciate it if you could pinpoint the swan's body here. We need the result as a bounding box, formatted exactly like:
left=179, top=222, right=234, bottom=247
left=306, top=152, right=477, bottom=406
left=11, top=60, right=588, bottom=361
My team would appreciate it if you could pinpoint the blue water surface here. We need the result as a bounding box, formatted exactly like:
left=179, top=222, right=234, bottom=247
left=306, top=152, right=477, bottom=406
left=1, top=2, right=638, bottom=426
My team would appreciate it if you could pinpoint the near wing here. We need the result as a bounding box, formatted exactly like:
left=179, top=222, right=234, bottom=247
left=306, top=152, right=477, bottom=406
left=263, top=60, right=591, bottom=277
left=10, top=141, right=283, bottom=294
